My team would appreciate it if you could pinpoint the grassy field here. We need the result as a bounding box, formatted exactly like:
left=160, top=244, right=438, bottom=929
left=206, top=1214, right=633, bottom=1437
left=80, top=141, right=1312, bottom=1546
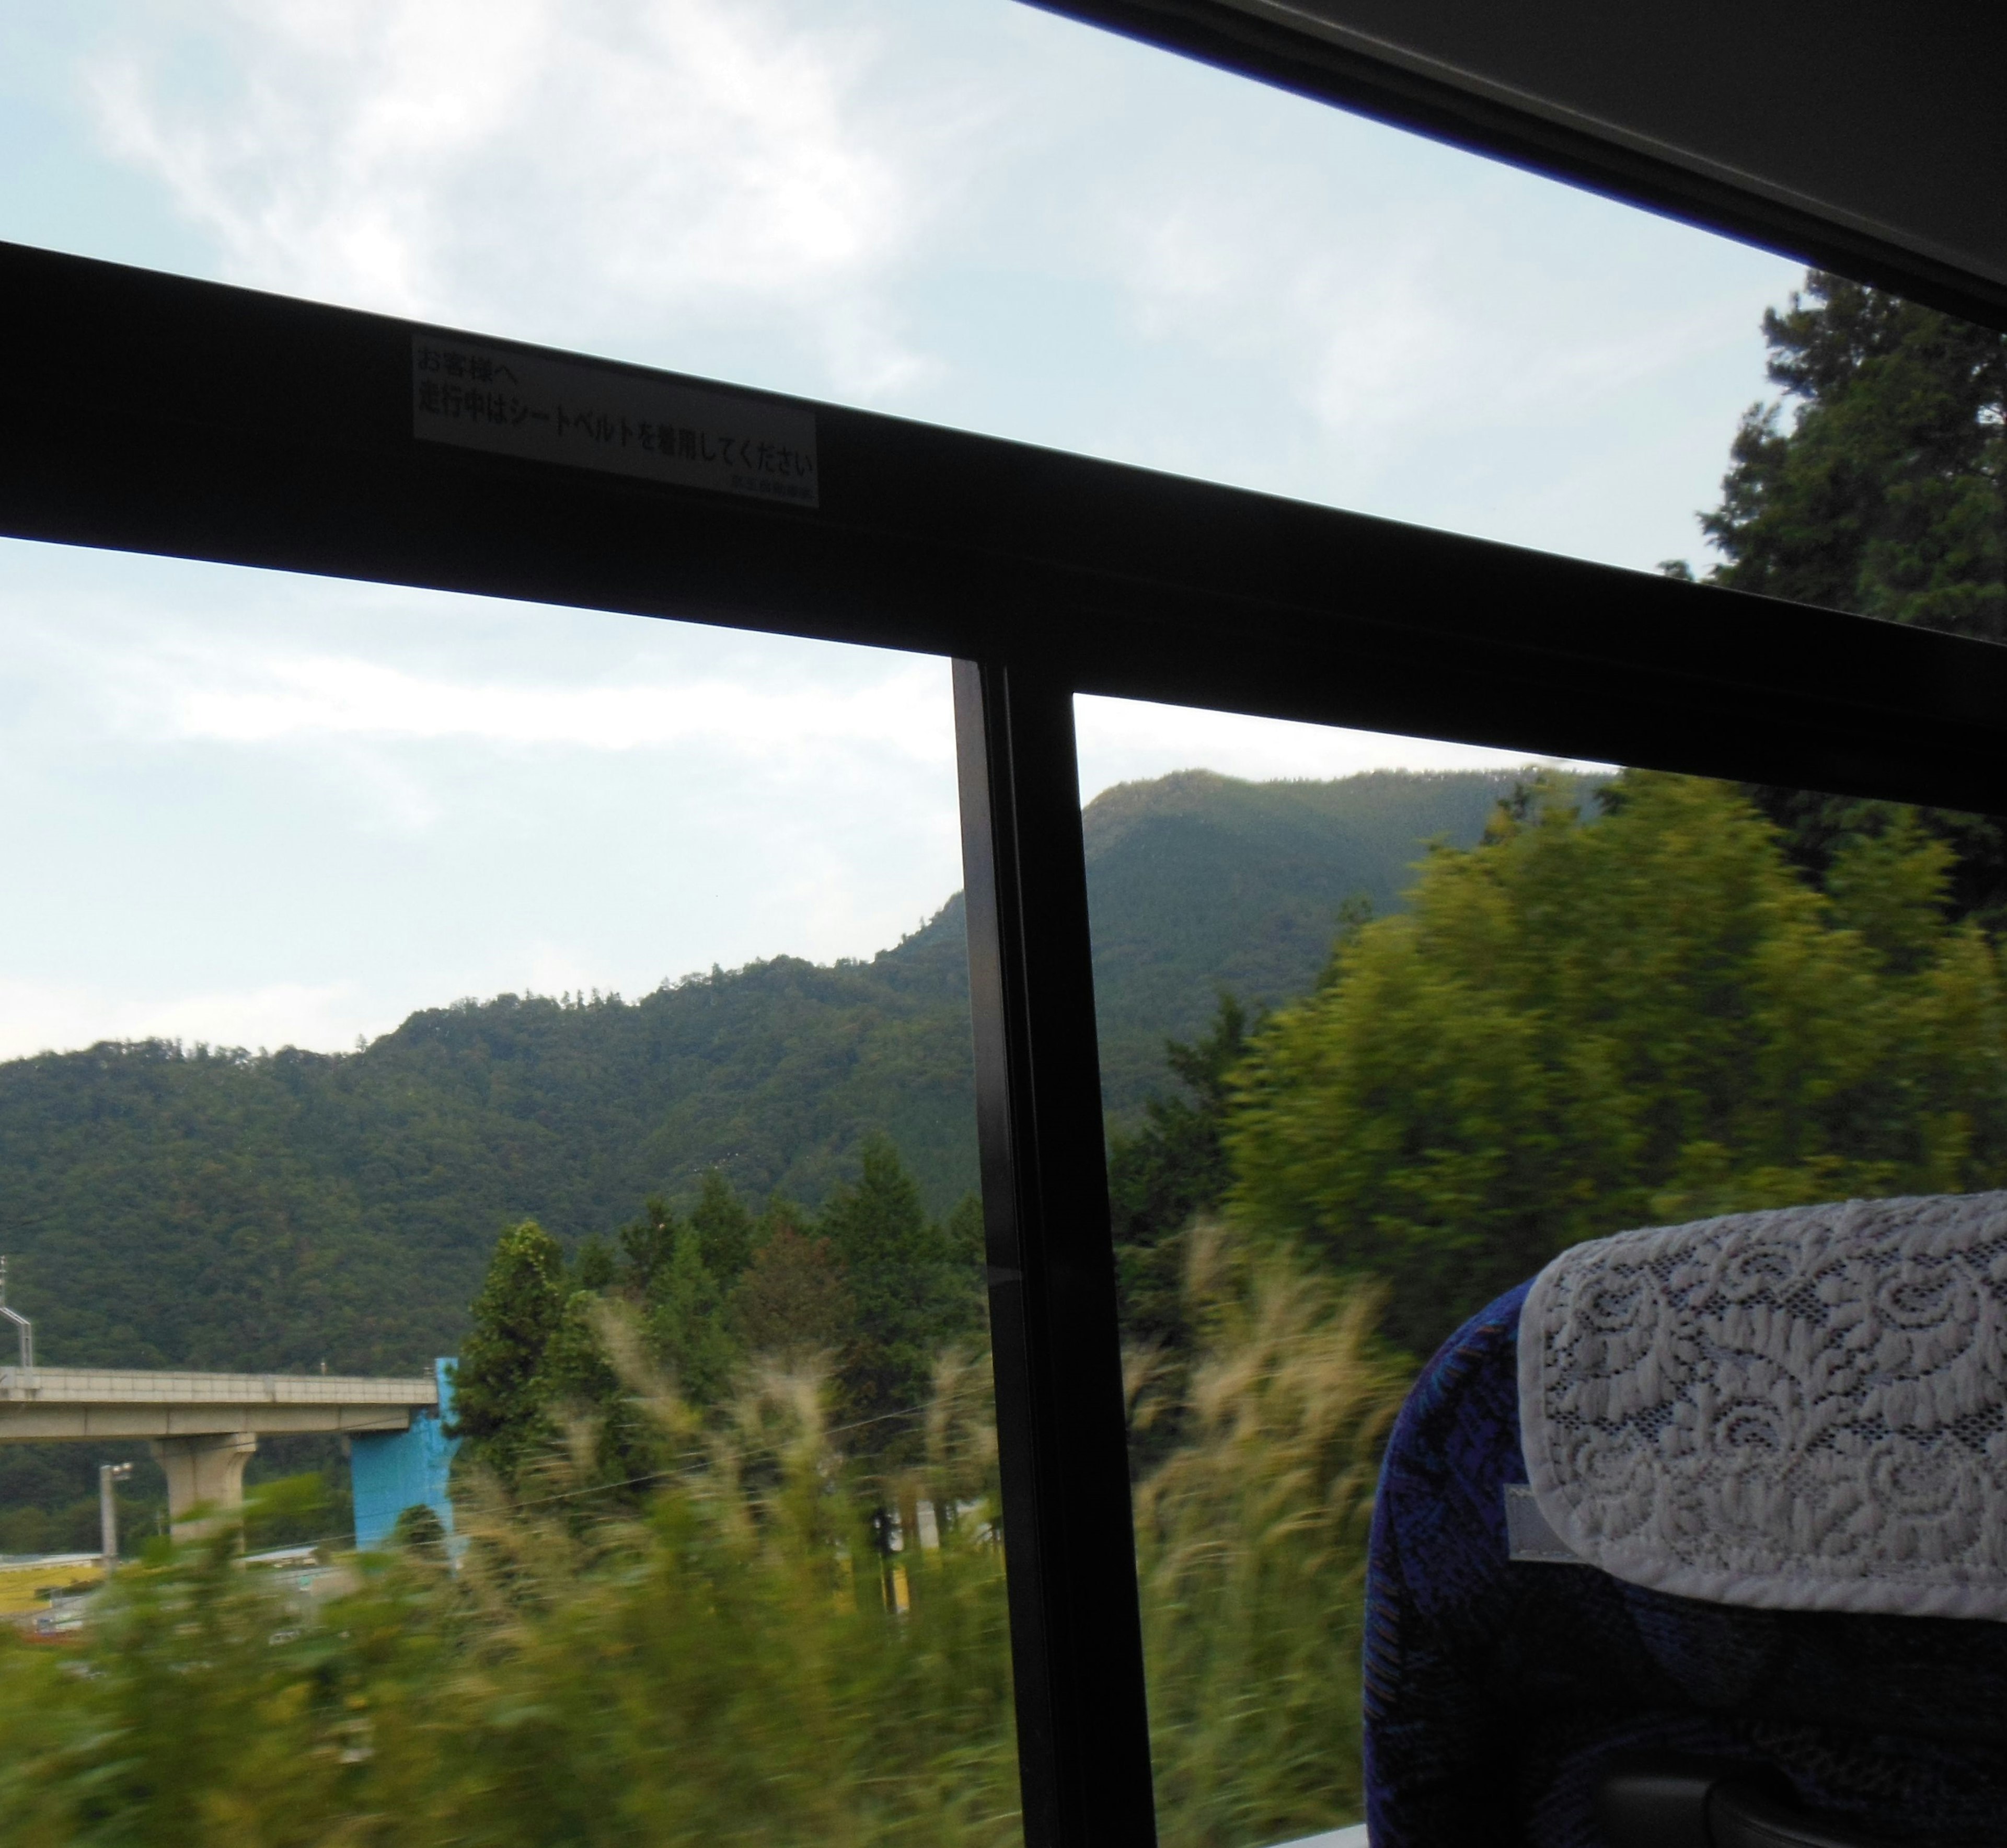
left=0, top=1556, right=100, bottom=1619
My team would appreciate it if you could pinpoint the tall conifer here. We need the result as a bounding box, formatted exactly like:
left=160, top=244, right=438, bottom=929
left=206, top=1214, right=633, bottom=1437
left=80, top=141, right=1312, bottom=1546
left=689, top=1170, right=756, bottom=1290
left=1691, top=273, right=2007, bottom=926
left=1702, top=272, right=2005, bottom=637
left=447, top=1219, right=567, bottom=1483
left=822, top=1137, right=946, bottom=1467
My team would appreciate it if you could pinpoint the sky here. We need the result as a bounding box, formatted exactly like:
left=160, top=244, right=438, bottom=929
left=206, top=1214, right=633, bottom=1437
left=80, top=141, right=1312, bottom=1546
left=0, top=0, right=1807, bottom=1060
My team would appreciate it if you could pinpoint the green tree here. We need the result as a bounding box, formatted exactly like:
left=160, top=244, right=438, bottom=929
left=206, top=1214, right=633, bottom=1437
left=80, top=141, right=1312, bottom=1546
left=571, top=1232, right=617, bottom=1292
left=618, top=1197, right=680, bottom=1297
left=537, top=1289, right=661, bottom=1500
left=730, top=1223, right=853, bottom=1362
left=1226, top=772, right=2007, bottom=1355
left=447, top=1220, right=568, bottom=1484
left=1738, top=786, right=2007, bottom=939
left=1690, top=271, right=2007, bottom=927
left=647, top=1226, right=737, bottom=1409
left=821, top=1137, right=948, bottom=1465
left=1106, top=995, right=1250, bottom=1363
left=940, top=1192, right=987, bottom=1328
left=1701, top=270, right=2005, bottom=637
left=818, top=1140, right=989, bottom=1602
left=689, top=1169, right=757, bottom=1290
left=389, top=1502, right=448, bottom=1558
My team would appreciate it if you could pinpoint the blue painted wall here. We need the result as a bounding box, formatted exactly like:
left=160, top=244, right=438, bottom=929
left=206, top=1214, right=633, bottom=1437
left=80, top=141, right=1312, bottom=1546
left=350, top=1358, right=459, bottom=1551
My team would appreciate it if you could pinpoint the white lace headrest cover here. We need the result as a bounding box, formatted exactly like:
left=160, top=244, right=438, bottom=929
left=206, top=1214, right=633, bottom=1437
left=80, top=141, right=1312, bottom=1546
left=1518, top=1192, right=2007, bottom=1620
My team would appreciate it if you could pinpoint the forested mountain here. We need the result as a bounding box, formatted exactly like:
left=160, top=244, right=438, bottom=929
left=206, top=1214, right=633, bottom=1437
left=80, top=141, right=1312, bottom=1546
left=0, top=766, right=1532, bottom=1383
left=1080, top=767, right=1536, bottom=1105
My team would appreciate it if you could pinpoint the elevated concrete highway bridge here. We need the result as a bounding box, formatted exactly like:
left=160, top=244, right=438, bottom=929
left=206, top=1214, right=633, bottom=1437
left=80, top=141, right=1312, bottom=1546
left=0, top=1364, right=441, bottom=1538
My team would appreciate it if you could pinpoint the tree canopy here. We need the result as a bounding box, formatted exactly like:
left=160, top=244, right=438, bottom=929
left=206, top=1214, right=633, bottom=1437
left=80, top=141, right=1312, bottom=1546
left=1225, top=772, right=2007, bottom=1356
left=448, top=1220, right=569, bottom=1482
left=1107, top=995, right=1250, bottom=1359
left=1700, top=270, right=2005, bottom=639
left=1682, top=272, right=2007, bottom=934
left=0, top=766, right=1518, bottom=1392
left=444, top=1144, right=985, bottom=1500
left=821, top=1135, right=985, bottom=1470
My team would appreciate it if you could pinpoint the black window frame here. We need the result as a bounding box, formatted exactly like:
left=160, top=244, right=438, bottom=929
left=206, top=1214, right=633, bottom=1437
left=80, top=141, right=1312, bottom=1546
left=6, top=233, right=2007, bottom=1848
left=1027, top=1, right=2007, bottom=332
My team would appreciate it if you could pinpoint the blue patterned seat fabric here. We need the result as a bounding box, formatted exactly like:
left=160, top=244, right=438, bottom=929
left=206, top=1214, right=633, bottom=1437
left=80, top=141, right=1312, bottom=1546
left=1362, top=1284, right=2007, bottom=1846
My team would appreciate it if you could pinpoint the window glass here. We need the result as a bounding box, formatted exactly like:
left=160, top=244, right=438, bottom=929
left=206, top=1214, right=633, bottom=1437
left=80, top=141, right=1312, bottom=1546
left=11, top=10, right=1995, bottom=633
left=0, top=536, right=1019, bottom=1844
left=0, top=2, right=1916, bottom=589
left=1074, top=692, right=2007, bottom=1843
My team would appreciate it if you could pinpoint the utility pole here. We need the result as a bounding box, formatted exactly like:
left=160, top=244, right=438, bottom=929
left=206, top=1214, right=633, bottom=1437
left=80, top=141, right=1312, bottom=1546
left=100, top=1462, right=132, bottom=1575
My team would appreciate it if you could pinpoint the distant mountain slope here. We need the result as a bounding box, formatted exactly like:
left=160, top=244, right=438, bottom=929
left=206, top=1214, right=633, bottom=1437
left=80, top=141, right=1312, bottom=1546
left=0, top=766, right=1550, bottom=1375
left=0, top=949, right=975, bottom=1378
left=1077, top=767, right=1540, bottom=1106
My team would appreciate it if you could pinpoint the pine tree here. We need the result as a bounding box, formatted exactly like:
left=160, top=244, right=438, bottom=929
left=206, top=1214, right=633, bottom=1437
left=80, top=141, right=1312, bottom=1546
left=1107, top=995, right=1249, bottom=1362
left=388, top=1502, right=447, bottom=1558
left=729, top=1224, right=853, bottom=1362
left=537, top=1289, right=659, bottom=1500
left=1702, top=270, right=2005, bottom=636
left=447, top=1220, right=567, bottom=1484
left=820, top=1137, right=949, bottom=1469
left=648, top=1226, right=737, bottom=1408
left=938, top=1193, right=987, bottom=1337
left=689, top=1170, right=756, bottom=1291
left=618, top=1197, right=679, bottom=1296
left=571, top=1232, right=617, bottom=1292
left=1693, top=272, right=2007, bottom=928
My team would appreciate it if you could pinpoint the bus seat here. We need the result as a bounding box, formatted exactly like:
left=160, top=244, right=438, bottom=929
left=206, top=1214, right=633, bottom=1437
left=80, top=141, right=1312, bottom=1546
left=1361, top=1193, right=2007, bottom=1846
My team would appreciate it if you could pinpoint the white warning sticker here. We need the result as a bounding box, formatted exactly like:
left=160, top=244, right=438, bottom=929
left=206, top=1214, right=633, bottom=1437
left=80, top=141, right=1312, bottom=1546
left=411, top=334, right=818, bottom=508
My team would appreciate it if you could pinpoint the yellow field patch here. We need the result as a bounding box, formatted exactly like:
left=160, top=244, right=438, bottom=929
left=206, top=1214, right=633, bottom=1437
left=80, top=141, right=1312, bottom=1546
left=0, top=1557, right=102, bottom=1617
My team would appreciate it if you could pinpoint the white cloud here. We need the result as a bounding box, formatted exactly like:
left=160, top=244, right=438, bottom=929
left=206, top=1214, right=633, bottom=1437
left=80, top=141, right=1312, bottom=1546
left=0, top=563, right=954, bottom=770
left=1109, top=170, right=1759, bottom=486
left=0, top=544, right=972, bottom=1053
left=69, top=0, right=1792, bottom=567
left=143, top=650, right=954, bottom=761
left=88, top=0, right=936, bottom=392
left=136, top=981, right=376, bottom=1053
left=5, top=2, right=1804, bottom=1063
left=0, top=977, right=371, bottom=1061
left=1073, top=694, right=1609, bottom=798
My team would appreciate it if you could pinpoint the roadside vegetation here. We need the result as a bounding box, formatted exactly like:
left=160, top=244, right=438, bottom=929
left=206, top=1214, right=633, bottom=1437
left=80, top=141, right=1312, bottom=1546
left=0, top=1224, right=1398, bottom=1848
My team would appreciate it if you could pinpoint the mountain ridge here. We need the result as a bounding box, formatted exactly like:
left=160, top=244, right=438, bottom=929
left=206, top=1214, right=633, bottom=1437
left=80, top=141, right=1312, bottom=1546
left=0, top=765, right=1562, bottom=1378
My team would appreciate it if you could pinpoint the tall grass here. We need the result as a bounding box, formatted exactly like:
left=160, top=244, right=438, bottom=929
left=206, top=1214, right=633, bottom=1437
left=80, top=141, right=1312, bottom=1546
left=1134, top=1224, right=1403, bottom=1848
left=0, top=1236, right=1400, bottom=1847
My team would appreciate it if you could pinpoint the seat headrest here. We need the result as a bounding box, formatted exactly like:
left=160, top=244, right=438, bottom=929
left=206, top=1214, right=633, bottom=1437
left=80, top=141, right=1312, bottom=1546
left=1518, top=1191, right=2007, bottom=1621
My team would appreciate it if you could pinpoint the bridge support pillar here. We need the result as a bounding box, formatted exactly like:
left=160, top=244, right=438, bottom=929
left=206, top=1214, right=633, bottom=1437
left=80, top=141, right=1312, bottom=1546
left=152, top=1431, right=257, bottom=1541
